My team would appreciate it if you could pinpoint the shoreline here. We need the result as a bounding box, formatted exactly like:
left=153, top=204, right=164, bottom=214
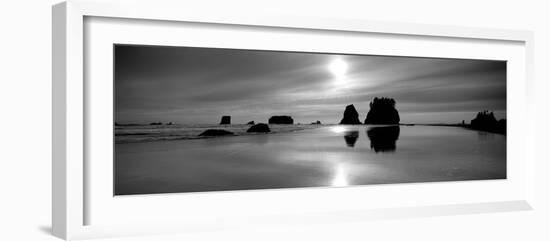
left=406, top=123, right=506, bottom=135
left=115, top=123, right=506, bottom=144
left=115, top=124, right=327, bottom=144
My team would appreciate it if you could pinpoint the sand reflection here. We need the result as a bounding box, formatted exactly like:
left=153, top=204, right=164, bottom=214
left=366, top=126, right=400, bottom=152
left=343, top=131, right=359, bottom=147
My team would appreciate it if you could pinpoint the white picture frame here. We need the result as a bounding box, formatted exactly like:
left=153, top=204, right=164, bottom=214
left=52, top=0, right=535, bottom=240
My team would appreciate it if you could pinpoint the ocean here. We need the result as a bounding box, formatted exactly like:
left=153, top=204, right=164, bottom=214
left=115, top=123, right=323, bottom=143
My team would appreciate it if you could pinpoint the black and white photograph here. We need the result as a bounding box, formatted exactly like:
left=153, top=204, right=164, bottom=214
left=114, top=44, right=506, bottom=195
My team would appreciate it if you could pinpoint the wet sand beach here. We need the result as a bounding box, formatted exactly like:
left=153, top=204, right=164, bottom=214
left=115, top=125, right=506, bottom=195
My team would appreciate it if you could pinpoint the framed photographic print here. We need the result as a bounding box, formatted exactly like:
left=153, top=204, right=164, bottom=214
left=113, top=45, right=508, bottom=195
left=53, top=0, right=535, bottom=240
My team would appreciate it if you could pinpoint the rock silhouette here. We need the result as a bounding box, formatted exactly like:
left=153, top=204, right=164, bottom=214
left=339, top=104, right=362, bottom=124
left=366, top=126, right=400, bottom=152
left=149, top=122, right=162, bottom=125
left=470, top=110, right=506, bottom=134
left=311, top=120, right=322, bottom=125
left=343, top=131, right=359, bottom=147
left=268, top=116, right=294, bottom=124
left=199, top=129, right=234, bottom=136
left=364, top=97, right=400, bottom=124
left=247, top=123, right=271, bottom=133
left=247, top=121, right=255, bottom=125
left=220, top=116, right=231, bottom=125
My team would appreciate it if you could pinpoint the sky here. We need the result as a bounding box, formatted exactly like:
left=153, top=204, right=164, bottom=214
left=114, top=45, right=506, bottom=125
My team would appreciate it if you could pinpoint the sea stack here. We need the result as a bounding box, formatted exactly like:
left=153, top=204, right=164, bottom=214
left=364, top=97, right=400, bottom=124
left=470, top=110, right=506, bottom=134
left=220, top=116, right=231, bottom=125
left=268, top=116, right=294, bottom=124
left=339, top=104, right=362, bottom=125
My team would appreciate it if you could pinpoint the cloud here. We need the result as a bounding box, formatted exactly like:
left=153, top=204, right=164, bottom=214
left=115, top=45, right=506, bottom=124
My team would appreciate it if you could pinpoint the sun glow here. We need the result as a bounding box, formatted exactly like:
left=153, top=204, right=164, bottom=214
left=331, top=126, right=347, bottom=133
left=328, top=58, right=348, bottom=79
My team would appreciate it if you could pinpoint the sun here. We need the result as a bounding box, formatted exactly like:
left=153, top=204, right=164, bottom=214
left=328, top=58, right=348, bottom=79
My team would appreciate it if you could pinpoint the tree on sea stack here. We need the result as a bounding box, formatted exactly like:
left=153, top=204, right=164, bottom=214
left=339, top=104, right=362, bottom=124
left=364, top=97, right=400, bottom=124
left=470, top=110, right=506, bottom=134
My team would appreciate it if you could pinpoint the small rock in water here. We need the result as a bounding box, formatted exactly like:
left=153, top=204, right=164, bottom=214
left=220, top=116, right=231, bottom=125
left=247, top=123, right=271, bottom=133
left=268, top=116, right=293, bottom=124
left=199, top=129, right=234, bottom=136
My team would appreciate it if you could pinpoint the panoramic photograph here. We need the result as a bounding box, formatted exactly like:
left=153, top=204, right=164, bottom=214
left=114, top=44, right=506, bottom=195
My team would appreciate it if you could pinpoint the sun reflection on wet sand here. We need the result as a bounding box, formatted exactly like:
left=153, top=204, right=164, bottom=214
left=116, top=125, right=506, bottom=194
left=331, top=163, right=349, bottom=187
left=331, top=126, right=348, bottom=133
